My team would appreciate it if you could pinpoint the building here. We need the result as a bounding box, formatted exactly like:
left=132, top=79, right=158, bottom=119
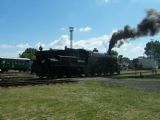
left=138, top=58, right=158, bottom=69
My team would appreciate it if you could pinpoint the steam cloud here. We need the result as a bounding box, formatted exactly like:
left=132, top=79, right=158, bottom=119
left=108, top=9, right=160, bottom=54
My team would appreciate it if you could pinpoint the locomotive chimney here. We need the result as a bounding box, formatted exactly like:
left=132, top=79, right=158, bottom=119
left=69, top=27, right=74, bottom=48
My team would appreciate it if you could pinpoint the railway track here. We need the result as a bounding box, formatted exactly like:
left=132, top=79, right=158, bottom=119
left=0, top=72, right=76, bottom=87
left=0, top=79, right=77, bottom=87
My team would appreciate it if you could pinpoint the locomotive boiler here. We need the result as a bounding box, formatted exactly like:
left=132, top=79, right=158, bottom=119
left=31, top=47, right=120, bottom=78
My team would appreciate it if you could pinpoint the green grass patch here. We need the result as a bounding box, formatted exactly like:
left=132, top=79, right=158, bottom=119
left=0, top=81, right=160, bottom=120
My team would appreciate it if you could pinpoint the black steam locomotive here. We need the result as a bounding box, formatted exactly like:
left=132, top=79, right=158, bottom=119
left=31, top=47, right=120, bottom=78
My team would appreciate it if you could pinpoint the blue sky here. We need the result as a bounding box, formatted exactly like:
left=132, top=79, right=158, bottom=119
left=0, top=0, right=160, bottom=59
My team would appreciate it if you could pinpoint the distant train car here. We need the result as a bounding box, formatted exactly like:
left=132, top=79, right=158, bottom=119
left=31, top=48, right=120, bottom=78
left=0, top=57, right=31, bottom=73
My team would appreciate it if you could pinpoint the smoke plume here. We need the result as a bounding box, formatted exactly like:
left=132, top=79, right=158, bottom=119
left=108, top=9, right=160, bottom=54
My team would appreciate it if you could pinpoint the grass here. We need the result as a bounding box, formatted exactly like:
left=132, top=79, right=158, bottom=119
left=0, top=81, right=160, bottom=120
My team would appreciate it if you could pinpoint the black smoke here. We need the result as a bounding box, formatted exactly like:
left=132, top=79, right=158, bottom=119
left=108, top=9, right=160, bottom=54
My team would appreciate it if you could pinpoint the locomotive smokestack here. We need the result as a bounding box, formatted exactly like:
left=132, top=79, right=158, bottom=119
left=69, top=27, right=74, bottom=48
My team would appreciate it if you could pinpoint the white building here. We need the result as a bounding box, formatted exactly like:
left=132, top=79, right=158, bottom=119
left=138, top=58, right=158, bottom=69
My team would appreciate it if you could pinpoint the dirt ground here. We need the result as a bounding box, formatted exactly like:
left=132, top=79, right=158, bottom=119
left=0, top=71, right=38, bottom=81
left=1, top=71, right=160, bottom=91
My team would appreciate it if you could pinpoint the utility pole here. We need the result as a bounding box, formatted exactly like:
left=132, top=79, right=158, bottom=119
left=69, top=27, right=74, bottom=48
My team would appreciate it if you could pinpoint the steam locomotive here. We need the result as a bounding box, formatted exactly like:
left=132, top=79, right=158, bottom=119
left=31, top=47, right=120, bottom=78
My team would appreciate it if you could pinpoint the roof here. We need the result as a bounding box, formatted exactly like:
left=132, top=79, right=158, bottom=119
left=0, top=57, right=31, bottom=61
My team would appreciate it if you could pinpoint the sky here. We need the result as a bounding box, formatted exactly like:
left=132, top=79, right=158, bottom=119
left=0, top=0, right=160, bottom=59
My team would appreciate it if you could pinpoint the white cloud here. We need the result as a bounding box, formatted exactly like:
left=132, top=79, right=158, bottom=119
left=49, top=35, right=70, bottom=49
left=0, top=43, right=31, bottom=49
left=49, top=34, right=110, bottom=52
left=17, top=50, right=24, bottom=54
left=16, top=43, right=31, bottom=49
left=35, top=42, right=46, bottom=49
left=60, top=26, right=91, bottom=32
left=78, top=27, right=92, bottom=32
left=116, top=42, right=145, bottom=59
left=0, top=44, right=13, bottom=48
left=74, top=35, right=110, bottom=51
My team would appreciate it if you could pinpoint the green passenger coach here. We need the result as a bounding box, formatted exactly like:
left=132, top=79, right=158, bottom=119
left=0, top=57, right=31, bottom=73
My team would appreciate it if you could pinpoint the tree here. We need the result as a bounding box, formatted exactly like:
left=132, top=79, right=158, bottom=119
left=132, top=58, right=142, bottom=70
left=118, top=55, right=123, bottom=63
left=122, top=57, right=131, bottom=63
left=19, top=48, right=37, bottom=60
left=118, top=55, right=131, bottom=70
left=93, top=48, right=98, bottom=52
left=144, top=40, right=160, bottom=59
left=110, top=50, right=118, bottom=57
